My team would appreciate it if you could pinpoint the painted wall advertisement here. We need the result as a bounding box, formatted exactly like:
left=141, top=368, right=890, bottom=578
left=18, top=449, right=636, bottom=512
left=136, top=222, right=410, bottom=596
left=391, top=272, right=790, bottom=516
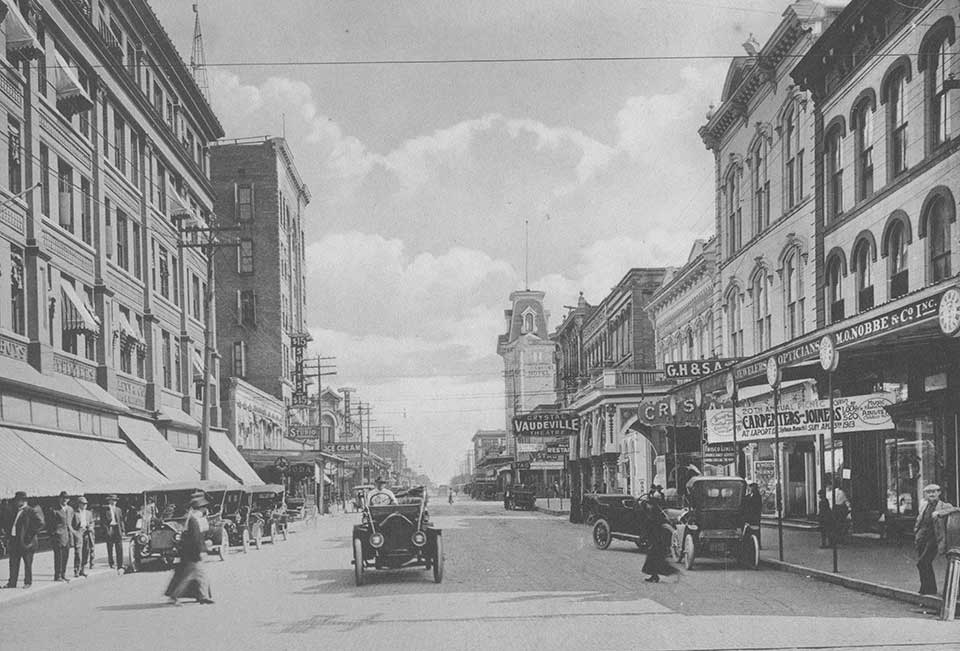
left=705, top=393, right=895, bottom=443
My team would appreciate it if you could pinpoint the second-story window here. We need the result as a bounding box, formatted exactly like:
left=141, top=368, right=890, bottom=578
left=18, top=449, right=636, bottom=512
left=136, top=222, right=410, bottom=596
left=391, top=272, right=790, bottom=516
left=80, top=176, right=92, bottom=245
left=8, top=117, right=21, bottom=195
left=784, top=249, right=804, bottom=340
left=751, top=140, right=769, bottom=235
left=725, top=166, right=741, bottom=256
left=888, top=71, right=909, bottom=178
left=827, top=256, right=844, bottom=323
left=39, top=143, right=49, bottom=217
left=853, top=99, right=875, bottom=202
left=158, top=244, right=169, bottom=299
left=57, top=159, right=73, bottom=232
left=889, top=220, right=909, bottom=299
left=726, top=290, right=743, bottom=357
left=825, top=125, right=843, bottom=220
left=115, top=210, right=128, bottom=270
left=784, top=107, right=804, bottom=209
left=114, top=112, right=125, bottom=173
left=753, top=273, right=771, bottom=353
left=926, top=196, right=952, bottom=283
left=853, top=239, right=874, bottom=312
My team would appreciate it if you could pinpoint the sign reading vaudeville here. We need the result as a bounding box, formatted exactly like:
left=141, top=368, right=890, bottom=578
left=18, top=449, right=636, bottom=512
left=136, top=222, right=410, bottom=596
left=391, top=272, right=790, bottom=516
left=664, top=358, right=738, bottom=379
left=512, top=412, right=580, bottom=437
left=706, top=393, right=895, bottom=443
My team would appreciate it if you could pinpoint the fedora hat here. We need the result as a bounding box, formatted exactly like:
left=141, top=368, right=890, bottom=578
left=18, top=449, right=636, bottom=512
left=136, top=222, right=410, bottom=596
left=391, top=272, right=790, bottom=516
left=106, top=494, right=119, bottom=502
left=58, top=491, right=69, bottom=499
left=190, top=494, right=209, bottom=509
left=14, top=491, right=27, bottom=501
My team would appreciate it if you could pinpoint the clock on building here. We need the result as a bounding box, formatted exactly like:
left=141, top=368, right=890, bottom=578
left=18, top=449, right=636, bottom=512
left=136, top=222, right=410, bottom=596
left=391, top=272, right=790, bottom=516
left=938, top=286, right=960, bottom=336
left=765, top=356, right=780, bottom=389
left=819, top=334, right=839, bottom=372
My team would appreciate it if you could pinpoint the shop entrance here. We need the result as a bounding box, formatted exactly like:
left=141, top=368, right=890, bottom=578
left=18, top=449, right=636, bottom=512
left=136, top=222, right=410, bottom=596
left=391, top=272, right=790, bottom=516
left=784, top=440, right=816, bottom=517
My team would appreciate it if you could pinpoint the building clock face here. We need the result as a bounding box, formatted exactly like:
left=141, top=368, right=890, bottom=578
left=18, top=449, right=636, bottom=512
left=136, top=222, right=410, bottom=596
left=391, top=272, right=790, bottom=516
left=765, top=356, right=780, bottom=389
left=819, top=334, right=838, bottom=372
left=938, top=287, right=960, bottom=336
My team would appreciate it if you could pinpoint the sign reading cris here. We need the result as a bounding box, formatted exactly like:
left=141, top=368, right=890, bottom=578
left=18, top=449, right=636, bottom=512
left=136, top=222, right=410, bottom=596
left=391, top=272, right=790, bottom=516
left=512, top=412, right=580, bottom=437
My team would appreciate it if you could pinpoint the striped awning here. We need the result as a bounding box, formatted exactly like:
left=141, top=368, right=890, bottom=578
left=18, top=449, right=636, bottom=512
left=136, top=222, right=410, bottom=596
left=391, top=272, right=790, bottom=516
left=116, top=308, right=146, bottom=350
left=2, top=0, right=42, bottom=60
left=53, top=51, right=93, bottom=116
left=192, top=349, right=205, bottom=380
left=60, top=279, right=99, bottom=335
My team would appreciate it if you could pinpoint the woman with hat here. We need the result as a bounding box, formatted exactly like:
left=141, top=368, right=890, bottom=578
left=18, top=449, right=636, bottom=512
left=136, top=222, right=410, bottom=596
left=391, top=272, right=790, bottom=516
left=164, top=493, right=214, bottom=605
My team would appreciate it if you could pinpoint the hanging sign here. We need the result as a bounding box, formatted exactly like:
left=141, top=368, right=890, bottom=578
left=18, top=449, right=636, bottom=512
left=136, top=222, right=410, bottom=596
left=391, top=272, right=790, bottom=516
left=706, top=393, right=895, bottom=443
left=512, top=412, right=580, bottom=437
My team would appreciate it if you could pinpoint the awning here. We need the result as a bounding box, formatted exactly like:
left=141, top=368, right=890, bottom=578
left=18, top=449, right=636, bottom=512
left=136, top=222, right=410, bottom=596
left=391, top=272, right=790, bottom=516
left=1, top=426, right=164, bottom=496
left=208, top=429, right=264, bottom=485
left=60, top=279, right=99, bottom=336
left=115, top=308, right=146, bottom=351
left=0, top=357, right=126, bottom=414
left=119, top=416, right=198, bottom=482
left=53, top=51, right=93, bottom=115
left=192, top=349, right=205, bottom=380
left=0, top=427, right=83, bottom=497
left=168, top=189, right=194, bottom=223
left=156, top=406, right=201, bottom=433
left=176, top=450, right=238, bottom=485
left=2, top=0, right=42, bottom=60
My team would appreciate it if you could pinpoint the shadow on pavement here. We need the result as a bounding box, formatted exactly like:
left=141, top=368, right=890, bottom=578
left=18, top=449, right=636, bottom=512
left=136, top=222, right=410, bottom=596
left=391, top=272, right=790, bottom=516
left=98, top=602, right=177, bottom=611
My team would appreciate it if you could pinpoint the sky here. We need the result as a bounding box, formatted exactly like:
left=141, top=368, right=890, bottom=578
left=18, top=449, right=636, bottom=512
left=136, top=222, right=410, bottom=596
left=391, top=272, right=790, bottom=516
left=152, top=0, right=785, bottom=483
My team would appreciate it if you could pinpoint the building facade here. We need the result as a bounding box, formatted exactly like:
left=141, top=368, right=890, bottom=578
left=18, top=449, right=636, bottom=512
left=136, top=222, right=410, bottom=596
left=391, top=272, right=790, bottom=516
left=0, top=0, right=271, bottom=498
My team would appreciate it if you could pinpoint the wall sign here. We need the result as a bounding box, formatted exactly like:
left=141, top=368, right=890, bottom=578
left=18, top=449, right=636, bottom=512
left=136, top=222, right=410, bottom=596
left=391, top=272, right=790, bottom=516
left=664, top=358, right=738, bottom=379
left=512, top=412, right=580, bottom=437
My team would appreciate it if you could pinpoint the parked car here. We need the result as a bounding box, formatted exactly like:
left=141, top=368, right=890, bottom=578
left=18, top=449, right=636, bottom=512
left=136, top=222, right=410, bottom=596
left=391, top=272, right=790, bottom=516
left=504, top=485, right=536, bottom=510
left=670, top=476, right=759, bottom=570
left=581, top=492, right=630, bottom=525
left=590, top=494, right=672, bottom=552
left=352, top=485, right=443, bottom=586
left=247, top=484, right=287, bottom=548
left=220, top=488, right=253, bottom=552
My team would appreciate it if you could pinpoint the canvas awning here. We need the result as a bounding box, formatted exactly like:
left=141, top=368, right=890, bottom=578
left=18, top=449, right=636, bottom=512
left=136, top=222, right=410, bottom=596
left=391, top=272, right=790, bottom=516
left=115, top=308, right=146, bottom=350
left=118, top=416, right=198, bottom=482
left=192, top=349, right=205, bottom=380
left=60, top=279, right=99, bottom=335
left=168, top=188, right=194, bottom=223
left=53, top=51, right=93, bottom=115
left=176, top=450, right=239, bottom=485
left=208, top=429, right=264, bottom=485
left=2, top=0, right=42, bottom=60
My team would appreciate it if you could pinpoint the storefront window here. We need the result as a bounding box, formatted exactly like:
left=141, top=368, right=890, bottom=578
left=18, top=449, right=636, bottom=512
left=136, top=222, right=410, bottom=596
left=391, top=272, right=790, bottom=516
left=885, top=416, right=939, bottom=516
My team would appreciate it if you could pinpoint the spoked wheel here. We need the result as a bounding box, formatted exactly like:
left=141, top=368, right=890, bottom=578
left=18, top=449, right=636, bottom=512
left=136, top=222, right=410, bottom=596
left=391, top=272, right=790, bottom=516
left=683, top=534, right=696, bottom=570
left=670, top=530, right=683, bottom=563
left=432, top=535, right=444, bottom=583
left=741, top=533, right=760, bottom=569
left=353, top=538, right=365, bottom=587
left=241, top=529, right=250, bottom=553
left=592, top=518, right=612, bottom=550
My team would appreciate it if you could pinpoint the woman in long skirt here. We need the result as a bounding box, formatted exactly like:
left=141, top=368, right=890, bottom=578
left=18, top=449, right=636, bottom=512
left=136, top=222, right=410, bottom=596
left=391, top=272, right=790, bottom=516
left=165, top=494, right=214, bottom=605
left=640, top=486, right=676, bottom=583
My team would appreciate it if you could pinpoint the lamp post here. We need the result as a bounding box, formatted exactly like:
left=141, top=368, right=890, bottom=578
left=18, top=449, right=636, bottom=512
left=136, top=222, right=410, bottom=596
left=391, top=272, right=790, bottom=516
left=766, top=356, right=784, bottom=562
left=725, top=371, right=739, bottom=478
left=819, top=334, right=840, bottom=573
left=694, top=383, right=704, bottom=468
left=669, top=395, right=679, bottom=492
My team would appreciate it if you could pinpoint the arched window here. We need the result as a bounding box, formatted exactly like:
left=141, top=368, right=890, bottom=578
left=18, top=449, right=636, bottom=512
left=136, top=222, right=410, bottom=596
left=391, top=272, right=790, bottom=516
left=783, top=248, right=804, bottom=340
left=750, top=138, right=769, bottom=234
left=888, top=221, right=909, bottom=299
left=927, top=197, right=952, bottom=283
left=827, top=256, right=845, bottom=323
left=853, top=238, right=874, bottom=312
left=920, top=18, right=955, bottom=152
left=726, top=291, right=744, bottom=357
left=852, top=94, right=876, bottom=202
left=725, top=165, right=742, bottom=256
left=321, top=414, right=336, bottom=444
left=885, top=64, right=910, bottom=178
left=784, top=106, right=804, bottom=209
left=825, top=123, right=844, bottom=219
left=752, top=271, right=771, bottom=353
left=522, top=311, right=535, bottom=333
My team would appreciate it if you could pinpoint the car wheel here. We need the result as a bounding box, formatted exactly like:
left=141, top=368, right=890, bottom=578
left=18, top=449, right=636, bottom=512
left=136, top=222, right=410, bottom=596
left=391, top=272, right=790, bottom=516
left=683, top=534, right=696, bottom=570
left=241, top=529, right=249, bottom=553
left=742, top=533, right=759, bottom=570
left=433, top=535, right=444, bottom=584
left=353, top=538, right=364, bottom=587
left=592, top=518, right=612, bottom=550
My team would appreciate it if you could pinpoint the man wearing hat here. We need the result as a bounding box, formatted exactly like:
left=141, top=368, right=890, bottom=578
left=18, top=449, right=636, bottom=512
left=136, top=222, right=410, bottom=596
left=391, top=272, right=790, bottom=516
left=72, top=496, right=94, bottom=577
left=102, top=495, right=125, bottom=571
left=914, top=483, right=957, bottom=595
left=49, top=491, right=78, bottom=582
left=3, top=491, right=44, bottom=589
left=367, top=477, right=397, bottom=506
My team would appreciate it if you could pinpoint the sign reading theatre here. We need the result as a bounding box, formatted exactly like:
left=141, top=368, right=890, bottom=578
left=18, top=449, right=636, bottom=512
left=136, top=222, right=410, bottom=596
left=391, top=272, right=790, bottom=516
left=512, top=412, right=580, bottom=437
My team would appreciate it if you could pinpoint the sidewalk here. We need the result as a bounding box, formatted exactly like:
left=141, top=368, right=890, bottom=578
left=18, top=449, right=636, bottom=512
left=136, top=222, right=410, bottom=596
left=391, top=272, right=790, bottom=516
left=0, top=540, right=123, bottom=608
left=758, top=523, right=946, bottom=609
left=535, top=498, right=570, bottom=516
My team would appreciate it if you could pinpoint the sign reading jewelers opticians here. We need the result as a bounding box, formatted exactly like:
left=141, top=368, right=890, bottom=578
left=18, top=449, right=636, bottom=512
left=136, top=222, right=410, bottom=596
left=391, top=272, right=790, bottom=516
left=512, top=412, right=580, bottom=437
left=705, top=393, right=895, bottom=443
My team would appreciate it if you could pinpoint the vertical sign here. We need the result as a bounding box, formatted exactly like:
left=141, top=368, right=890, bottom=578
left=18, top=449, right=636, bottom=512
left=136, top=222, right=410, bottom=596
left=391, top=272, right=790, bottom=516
left=290, top=333, right=311, bottom=407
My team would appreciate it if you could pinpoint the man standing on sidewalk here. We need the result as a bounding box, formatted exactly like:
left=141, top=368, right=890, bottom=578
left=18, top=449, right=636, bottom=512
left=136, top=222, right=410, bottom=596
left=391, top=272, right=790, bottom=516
left=72, top=497, right=94, bottom=578
left=3, top=491, right=44, bottom=589
left=914, top=484, right=954, bottom=595
left=50, top=491, right=77, bottom=582
left=103, top=495, right=125, bottom=571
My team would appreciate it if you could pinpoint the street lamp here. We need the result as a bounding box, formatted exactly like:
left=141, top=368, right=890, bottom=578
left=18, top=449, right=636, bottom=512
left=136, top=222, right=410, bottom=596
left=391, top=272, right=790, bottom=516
left=766, top=356, right=784, bottom=562
left=669, top=395, right=679, bottom=492
left=819, top=333, right=840, bottom=573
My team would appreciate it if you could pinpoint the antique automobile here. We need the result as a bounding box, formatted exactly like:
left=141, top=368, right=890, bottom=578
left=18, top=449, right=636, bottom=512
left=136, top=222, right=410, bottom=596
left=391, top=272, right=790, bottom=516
left=128, top=481, right=231, bottom=571
left=670, top=476, right=759, bottom=570
left=220, top=488, right=253, bottom=552
left=247, top=484, right=288, bottom=548
left=286, top=496, right=308, bottom=520
left=503, top=485, right=536, bottom=511
left=471, top=478, right=498, bottom=500
left=353, top=484, right=375, bottom=511
left=591, top=494, right=672, bottom=552
left=581, top=492, right=634, bottom=525
left=352, top=485, right=443, bottom=586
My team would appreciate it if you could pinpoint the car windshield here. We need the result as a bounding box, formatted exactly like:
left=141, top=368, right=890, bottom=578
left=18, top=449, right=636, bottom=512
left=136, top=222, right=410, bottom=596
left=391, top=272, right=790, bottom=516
left=149, top=490, right=194, bottom=520
left=694, top=484, right=743, bottom=510
left=222, top=491, right=242, bottom=514
left=253, top=493, right=279, bottom=509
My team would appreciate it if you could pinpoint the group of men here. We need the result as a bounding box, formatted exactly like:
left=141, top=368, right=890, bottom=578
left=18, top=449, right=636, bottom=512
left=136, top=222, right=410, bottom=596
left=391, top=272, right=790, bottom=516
left=3, top=491, right=127, bottom=589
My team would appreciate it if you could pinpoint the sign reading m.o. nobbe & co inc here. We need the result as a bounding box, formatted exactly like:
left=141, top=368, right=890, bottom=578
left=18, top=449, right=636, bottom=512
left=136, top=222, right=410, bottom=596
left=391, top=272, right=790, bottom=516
left=706, top=393, right=895, bottom=443
left=512, top=412, right=580, bottom=437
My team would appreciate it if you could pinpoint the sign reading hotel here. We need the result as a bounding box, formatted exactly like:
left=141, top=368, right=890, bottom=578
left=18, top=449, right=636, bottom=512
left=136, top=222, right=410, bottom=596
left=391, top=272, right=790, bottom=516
left=705, top=393, right=895, bottom=443
left=664, top=358, right=737, bottom=379
left=512, top=412, right=580, bottom=437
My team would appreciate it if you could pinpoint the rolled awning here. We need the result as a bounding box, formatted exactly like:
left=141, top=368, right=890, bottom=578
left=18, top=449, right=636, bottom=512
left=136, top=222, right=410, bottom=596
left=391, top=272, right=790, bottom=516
left=116, top=308, right=146, bottom=351
left=192, top=349, right=205, bottom=380
left=61, top=279, right=100, bottom=336
left=168, top=189, right=194, bottom=223
left=53, top=51, right=93, bottom=116
left=2, top=0, right=42, bottom=60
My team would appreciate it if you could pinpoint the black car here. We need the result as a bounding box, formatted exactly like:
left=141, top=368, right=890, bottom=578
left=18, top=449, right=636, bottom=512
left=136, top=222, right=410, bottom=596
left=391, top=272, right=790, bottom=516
left=590, top=494, right=671, bottom=552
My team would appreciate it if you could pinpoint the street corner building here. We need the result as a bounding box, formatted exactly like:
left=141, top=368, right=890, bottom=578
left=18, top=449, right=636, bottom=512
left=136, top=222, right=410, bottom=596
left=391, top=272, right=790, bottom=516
left=0, top=0, right=262, bottom=508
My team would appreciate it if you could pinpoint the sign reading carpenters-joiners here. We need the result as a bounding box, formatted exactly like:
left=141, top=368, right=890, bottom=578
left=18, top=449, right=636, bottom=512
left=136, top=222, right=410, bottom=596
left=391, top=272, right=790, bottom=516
left=664, top=358, right=738, bottom=379
left=512, top=412, right=580, bottom=437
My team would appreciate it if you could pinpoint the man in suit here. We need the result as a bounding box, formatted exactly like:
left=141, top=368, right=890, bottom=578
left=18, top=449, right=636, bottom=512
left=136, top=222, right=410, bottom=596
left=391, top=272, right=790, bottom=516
left=3, top=491, right=44, bottom=589
left=103, top=494, right=125, bottom=571
left=72, top=496, right=94, bottom=578
left=914, top=483, right=957, bottom=595
left=50, top=491, right=77, bottom=582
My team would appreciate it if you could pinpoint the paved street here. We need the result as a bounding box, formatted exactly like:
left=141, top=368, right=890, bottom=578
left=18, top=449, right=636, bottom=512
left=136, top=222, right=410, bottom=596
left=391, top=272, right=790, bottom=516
left=2, top=499, right=960, bottom=650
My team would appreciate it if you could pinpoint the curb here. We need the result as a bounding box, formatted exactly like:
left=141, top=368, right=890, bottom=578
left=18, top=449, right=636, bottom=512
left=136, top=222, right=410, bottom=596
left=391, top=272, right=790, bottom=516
left=0, top=565, right=122, bottom=609
left=759, top=557, right=942, bottom=610
left=535, top=506, right=570, bottom=517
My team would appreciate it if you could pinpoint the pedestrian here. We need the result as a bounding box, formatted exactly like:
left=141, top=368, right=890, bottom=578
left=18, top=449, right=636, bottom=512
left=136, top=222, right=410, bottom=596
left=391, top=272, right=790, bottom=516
left=828, top=482, right=852, bottom=543
left=914, top=483, right=957, bottom=596
left=103, top=494, right=125, bottom=572
left=72, top=496, right=94, bottom=578
left=818, top=488, right=835, bottom=548
left=50, top=491, right=77, bottom=582
left=640, top=485, right=675, bottom=583
left=744, top=482, right=763, bottom=549
left=3, top=491, right=44, bottom=589
left=164, top=494, right=214, bottom=605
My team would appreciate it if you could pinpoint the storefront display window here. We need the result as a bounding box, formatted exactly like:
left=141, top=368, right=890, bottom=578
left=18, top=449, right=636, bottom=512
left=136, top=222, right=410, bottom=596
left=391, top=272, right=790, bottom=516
left=884, top=416, right=939, bottom=516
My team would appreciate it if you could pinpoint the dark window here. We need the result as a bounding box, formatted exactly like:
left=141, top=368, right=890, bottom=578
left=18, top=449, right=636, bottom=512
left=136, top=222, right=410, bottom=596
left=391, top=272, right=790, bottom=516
left=826, top=128, right=843, bottom=219
left=239, top=290, right=256, bottom=326
left=889, top=221, right=909, bottom=299
left=57, top=159, right=73, bottom=232
left=927, top=199, right=951, bottom=283
left=889, top=74, right=909, bottom=177
left=237, top=184, right=253, bottom=222
left=115, top=210, right=128, bottom=270
left=80, top=176, right=92, bottom=245
left=233, top=341, right=246, bottom=378
left=827, top=258, right=844, bottom=323
left=113, top=113, right=125, bottom=172
left=39, top=143, right=49, bottom=217
left=853, top=101, right=874, bottom=202
left=925, top=37, right=951, bottom=150
left=10, top=245, right=25, bottom=335
left=131, top=221, right=141, bottom=279
left=853, top=241, right=873, bottom=312
left=238, top=239, right=254, bottom=273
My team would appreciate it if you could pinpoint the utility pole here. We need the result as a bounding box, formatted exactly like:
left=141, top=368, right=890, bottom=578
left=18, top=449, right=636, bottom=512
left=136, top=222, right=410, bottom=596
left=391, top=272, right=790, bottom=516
left=176, top=213, right=239, bottom=480
left=303, top=354, right=336, bottom=513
